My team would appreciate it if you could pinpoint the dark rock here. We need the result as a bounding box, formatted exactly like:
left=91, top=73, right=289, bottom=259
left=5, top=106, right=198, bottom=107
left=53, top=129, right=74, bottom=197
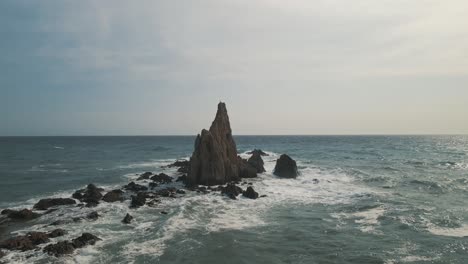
left=239, top=158, right=258, bottom=178
left=86, top=211, right=99, bottom=220
left=73, top=184, right=104, bottom=204
left=221, top=183, right=243, bottom=200
left=122, top=213, right=133, bottom=224
left=85, top=201, right=99, bottom=208
left=33, top=198, right=76, bottom=210
left=160, top=211, right=168, bottom=215
left=150, top=173, right=173, bottom=184
left=176, top=175, right=188, bottom=184
left=312, top=179, right=319, bottom=184
left=247, top=149, right=269, bottom=156
left=71, top=233, right=100, bottom=248
left=242, top=186, right=259, bottom=199
left=124, top=182, right=148, bottom=192
left=102, top=189, right=124, bottom=203
left=48, top=229, right=67, bottom=238
left=168, top=160, right=190, bottom=174
left=4, top=209, right=40, bottom=220
left=43, top=241, right=75, bottom=256
left=149, top=182, right=158, bottom=189
left=137, top=172, right=153, bottom=180
left=26, top=232, right=50, bottom=245
left=130, top=193, right=146, bottom=208
left=1, top=209, right=13, bottom=215
left=176, top=189, right=186, bottom=194
left=248, top=152, right=266, bottom=173
left=188, top=102, right=242, bottom=186
left=260, top=194, right=267, bottom=198
left=273, top=154, right=298, bottom=178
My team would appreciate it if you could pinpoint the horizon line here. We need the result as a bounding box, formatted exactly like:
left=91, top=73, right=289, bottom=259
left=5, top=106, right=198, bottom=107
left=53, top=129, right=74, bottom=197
left=1, top=133, right=467, bottom=137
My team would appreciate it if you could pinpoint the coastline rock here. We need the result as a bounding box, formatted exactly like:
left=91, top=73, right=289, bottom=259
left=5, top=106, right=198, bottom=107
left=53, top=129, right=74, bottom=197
left=43, top=241, right=75, bottom=256
left=273, top=154, right=298, bottom=178
left=48, top=229, right=67, bottom=238
left=72, top=184, right=104, bottom=204
left=188, top=102, right=242, bottom=186
left=102, top=189, right=125, bottom=203
left=71, top=233, right=100, bottom=248
left=33, top=198, right=76, bottom=210
left=248, top=152, right=266, bottom=173
left=168, top=160, right=190, bottom=174
left=130, top=193, right=147, bottom=208
left=137, top=172, right=153, bottom=180
left=3, top=209, right=40, bottom=220
left=242, top=186, right=259, bottom=199
left=221, top=183, right=243, bottom=200
left=86, top=211, right=99, bottom=220
left=0, top=236, right=35, bottom=251
left=150, top=173, right=172, bottom=184
left=247, top=149, right=269, bottom=156
left=239, top=158, right=258, bottom=178
left=122, top=213, right=133, bottom=224
left=124, top=182, right=148, bottom=192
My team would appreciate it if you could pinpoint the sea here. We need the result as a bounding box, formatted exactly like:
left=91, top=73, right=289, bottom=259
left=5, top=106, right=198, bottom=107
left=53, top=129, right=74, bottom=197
left=0, top=135, right=467, bottom=263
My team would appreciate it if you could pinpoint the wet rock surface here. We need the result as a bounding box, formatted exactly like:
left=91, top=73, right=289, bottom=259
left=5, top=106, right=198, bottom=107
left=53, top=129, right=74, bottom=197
left=243, top=186, right=259, bottom=199
left=221, top=183, right=244, bottom=200
left=33, top=198, right=76, bottom=210
left=150, top=173, right=173, bottom=184
left=274, top=154, right=298, bottom=178
left=2, top=209, right=40, bottom=220
left=102, top=189, right=125, bottom=203
left=137, top=171, right=153, bottom=180
left=247, top=149, right=269, bottom=156
left=124, top=182, right=148, bottom=192
left=248, top=152, right=266, bottom=173
left=122, top=213, right=133, bottom=224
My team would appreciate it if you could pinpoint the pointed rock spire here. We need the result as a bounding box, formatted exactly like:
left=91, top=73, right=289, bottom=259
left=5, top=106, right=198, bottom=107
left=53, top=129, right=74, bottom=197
left=188, top=102, right=241, bottom=185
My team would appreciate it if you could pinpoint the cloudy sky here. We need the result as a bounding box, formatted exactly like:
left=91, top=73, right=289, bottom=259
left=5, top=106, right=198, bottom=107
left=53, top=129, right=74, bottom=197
left=1, top=0, right=467, bottom=135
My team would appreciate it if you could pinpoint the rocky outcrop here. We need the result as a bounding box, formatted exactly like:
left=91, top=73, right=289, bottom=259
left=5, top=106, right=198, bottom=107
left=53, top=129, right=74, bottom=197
left=43, top=233, right=100, bottom=257
left=221, top=183, right=243, bottom=200
left=137, top=172, right=153, bottom=180
left=247, top=149, right=269, bottom=156
left=33, top=198, right=76, bottom=210
left=0, top=229, right=66, bottom=252
left=102, top=189, right=125, bottom=203
left=122, top=213, right=133, bottom=224
left=150, top=173, right=172, bottom=184
left=124, top=182, right=148, bottom=192
left=72, top=184, right=104, bottom=205
left=2, top=208, right=40, bottom=220
left=248, top=152, right=266, bottom=173
left=168, top=160, right=190, bottom=174
left=242, top=186, right=259, bottom=199
left=188, top=102, right=243, bottom=185
left=273, top=154, right=298, bottom=178
left=239, top=158, right=257, bottom=178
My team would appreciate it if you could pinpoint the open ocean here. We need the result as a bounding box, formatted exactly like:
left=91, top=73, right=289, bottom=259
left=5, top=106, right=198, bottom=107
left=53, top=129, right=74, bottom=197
left=0, top=135, right=467, bottom=263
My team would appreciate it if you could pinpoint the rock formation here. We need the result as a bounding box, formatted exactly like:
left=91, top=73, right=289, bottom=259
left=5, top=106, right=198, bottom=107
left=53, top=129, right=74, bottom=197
left=188, top=102, right=243, bottom=185
left=273, top=154, right=298, bottom=178
left=248, top=152, right=266, bottom=173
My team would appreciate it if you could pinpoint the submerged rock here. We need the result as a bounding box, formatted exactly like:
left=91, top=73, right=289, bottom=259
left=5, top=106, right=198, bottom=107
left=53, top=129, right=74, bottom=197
left=3, top=209, right=40, bottom=220
left=71, top=233, right=100, bottom=248
left=150, top=173, right=173, bottom=184
left=137, top=172, right=153, bottom=181
left=122, top=213, right=133, bottom=224
left=188, top=103, right=242, bottom=186
left=247, top=149, right=269, bottom=156
left=86, top=211, right=99, bottom=220
left=124, top=182, right=148, bottom=192
left=242, top=186, right=259, bottom=199
left=33, top=198, right=76, bottom=210
left=48, top=229, right=67, bottom=238
left=273, top=154, right=298, bottom=178
left=248, top=152, right=266, bottom=173
left=43, top=241, right=75, bottom=256
left=102, top=189, right=125, bottom=203
left=221, top=183, right=243, bottom=200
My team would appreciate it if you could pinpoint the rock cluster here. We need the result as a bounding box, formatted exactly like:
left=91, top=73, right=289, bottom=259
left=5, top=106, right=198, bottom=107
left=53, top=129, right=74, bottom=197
left=43, top=233, right=100, bottom=256
left=0, top=229, right=66, bottom=251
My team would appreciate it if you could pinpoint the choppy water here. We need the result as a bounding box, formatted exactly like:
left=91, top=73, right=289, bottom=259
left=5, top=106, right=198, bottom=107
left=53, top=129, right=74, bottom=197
left=0, top=136, right=467, bottom=263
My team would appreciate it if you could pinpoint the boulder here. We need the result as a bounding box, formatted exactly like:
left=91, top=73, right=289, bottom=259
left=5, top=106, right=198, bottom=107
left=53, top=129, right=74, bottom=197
left=26, top=232, right=50, bottom=245
left=86, top=211, right=99, bottom=220
left=124, top=182, right=148, bottom=192
left=242, top=186, right=259, bottom=199
left=43, top=241, right=75, bottom=256
left=3, top=209, right=40, bottom=220
left=188, top=102, right=242, bottom=186
left=239, top=158, right=258, bottom=178
left=137, top=172, right=153, bottom=180
left=221, top=183, right=243, bottom=200
left=72, top=184, right=104, bottom=204
left=150, top=173, right=173, bottom=184
left=0, top=236, right=35, bottom=251
left=273, top=154, right=298, bottom=178
left=248, top=152, right=266, bottom=173
left=122, top=213, right=133, bottom=224
left=247, top=149, right=269, bottom=156
left=130, top=193, right=147, bottom=208
left=71, top=233, right=100, bottom=248
left=48, top=229, right=67, bottom=238
left=168, top=160, right=190, bottom=174
left=102, top=189, right=125, bottom=203
left=33, top=198, right=76, bottom=210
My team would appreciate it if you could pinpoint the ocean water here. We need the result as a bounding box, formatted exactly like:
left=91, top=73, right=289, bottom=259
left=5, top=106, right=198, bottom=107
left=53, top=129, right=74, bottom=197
left=0, top=135, right=467, bottom=263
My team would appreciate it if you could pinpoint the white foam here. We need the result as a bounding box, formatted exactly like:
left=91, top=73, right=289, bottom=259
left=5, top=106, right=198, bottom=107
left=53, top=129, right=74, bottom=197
left=427, top=224, right=468, bottom=237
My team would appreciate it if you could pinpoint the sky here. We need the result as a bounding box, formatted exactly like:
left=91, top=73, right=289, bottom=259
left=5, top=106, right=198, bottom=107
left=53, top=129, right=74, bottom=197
left=1, top=0, right=467, bottom=136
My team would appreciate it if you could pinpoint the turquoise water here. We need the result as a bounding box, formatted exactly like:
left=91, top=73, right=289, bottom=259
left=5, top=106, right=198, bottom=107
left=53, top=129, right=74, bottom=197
left=0, top=136, right=467, bottom=263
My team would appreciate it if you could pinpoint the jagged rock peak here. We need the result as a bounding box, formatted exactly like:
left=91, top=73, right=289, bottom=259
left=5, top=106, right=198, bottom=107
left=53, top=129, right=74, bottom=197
left=188, top=102, right=242, bottom=186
